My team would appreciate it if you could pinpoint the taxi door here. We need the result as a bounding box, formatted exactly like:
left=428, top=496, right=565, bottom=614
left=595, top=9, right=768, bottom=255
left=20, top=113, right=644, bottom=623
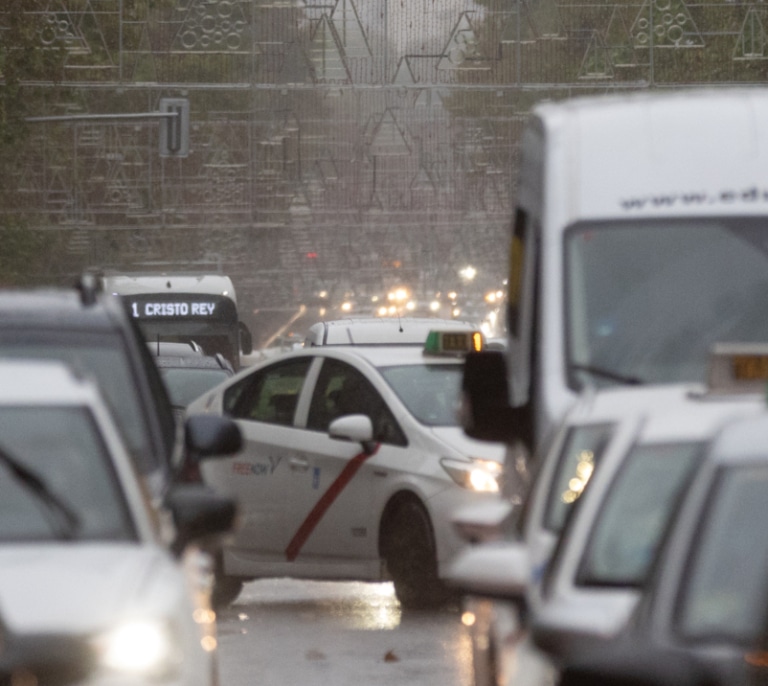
left=216, top=356, right=313, bottom=555
left=281, top=358, right=405, bottom=564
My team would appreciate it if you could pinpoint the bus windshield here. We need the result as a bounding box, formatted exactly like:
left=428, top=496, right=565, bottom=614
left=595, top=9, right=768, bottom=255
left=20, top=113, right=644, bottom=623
left=565, top=218, right=768, bottom=389
left=120, top=291, right=249, bottom=369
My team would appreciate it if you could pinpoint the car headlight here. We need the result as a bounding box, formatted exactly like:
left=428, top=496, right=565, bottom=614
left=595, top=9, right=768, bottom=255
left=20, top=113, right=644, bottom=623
left=96, top=619, right=180, bottom=677
left=440, top=457, right=502, bottom=493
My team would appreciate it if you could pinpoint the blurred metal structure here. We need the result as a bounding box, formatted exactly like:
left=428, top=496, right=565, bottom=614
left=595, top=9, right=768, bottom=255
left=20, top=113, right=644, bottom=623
left=3, top=0, right=767, bottom=318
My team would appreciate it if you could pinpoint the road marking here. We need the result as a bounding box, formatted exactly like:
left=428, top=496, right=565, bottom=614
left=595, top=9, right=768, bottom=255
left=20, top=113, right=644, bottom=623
left=285, top=445, right=380, bottom=561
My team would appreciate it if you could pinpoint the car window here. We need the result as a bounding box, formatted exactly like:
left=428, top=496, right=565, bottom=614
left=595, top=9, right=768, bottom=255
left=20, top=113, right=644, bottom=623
left=0, top=333, right=158, bottom=473
left=0, top=406, right=136, bottom=542
left=543, top=423, right=614, bottom=533
left=576, top=442, right=702, bottom=587
left=675, top=465, right=768, bottom=643
left=130, top=312, right=177, bottom=459
left=307, top=358, right=407, bottom=447
left=225, top=357, right=311, bottom=426
left=160, top=367, right=232, bottom=407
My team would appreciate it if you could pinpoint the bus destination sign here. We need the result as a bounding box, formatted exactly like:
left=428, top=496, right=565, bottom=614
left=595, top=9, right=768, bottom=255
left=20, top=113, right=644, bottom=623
left=123, top=294, right=236, bottom=322
left=130, top=301, right=217, bottom=317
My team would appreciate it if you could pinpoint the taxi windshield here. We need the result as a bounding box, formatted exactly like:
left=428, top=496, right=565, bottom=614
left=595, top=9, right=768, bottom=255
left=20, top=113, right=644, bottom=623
left=676, top=465, right=768, bottom=643
left=0, top=407, right=135, bottom=543
left=379, top=363, right=462, bottom=427
left=565, top=219, right=768, bottom=389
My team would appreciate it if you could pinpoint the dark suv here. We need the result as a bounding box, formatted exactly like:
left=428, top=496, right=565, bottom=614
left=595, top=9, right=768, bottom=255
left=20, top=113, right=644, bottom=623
left=0, top=277, right=239, bottom=497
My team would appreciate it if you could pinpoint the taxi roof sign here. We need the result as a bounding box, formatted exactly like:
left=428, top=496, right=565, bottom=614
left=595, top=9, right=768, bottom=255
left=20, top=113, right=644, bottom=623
left=424, top=330, right=484, bottom=356
left=708, top=342, right=768, bottom=394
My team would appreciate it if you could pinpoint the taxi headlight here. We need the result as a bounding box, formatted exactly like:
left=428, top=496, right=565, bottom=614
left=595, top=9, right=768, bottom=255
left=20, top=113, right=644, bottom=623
left=96, top=619, right=180, bottom=677
left=440, top=458, right=502, bottom=493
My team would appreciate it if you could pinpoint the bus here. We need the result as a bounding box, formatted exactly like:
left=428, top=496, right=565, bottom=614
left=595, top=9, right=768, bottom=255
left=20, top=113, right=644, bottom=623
left=99, top=272, right=253, bottom=369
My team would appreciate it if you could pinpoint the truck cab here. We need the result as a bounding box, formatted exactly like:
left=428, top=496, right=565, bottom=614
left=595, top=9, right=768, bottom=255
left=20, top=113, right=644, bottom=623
left=463, top=88, right=768, bottom=480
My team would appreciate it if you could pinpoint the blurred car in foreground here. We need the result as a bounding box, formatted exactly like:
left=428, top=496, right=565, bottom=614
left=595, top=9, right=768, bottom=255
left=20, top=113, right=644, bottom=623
left=449, top=384, right=678, bottom=686
left=553, top=409, right=768, bottom=686
left=0, top=359, right=240, bottom=686
left=0, top=612, right=96, bottom=686
left=189, top=325, right=505, bottom=609
left=449, top=352, right=767, bottom=686
left=0, top=281, right=242, bottom=498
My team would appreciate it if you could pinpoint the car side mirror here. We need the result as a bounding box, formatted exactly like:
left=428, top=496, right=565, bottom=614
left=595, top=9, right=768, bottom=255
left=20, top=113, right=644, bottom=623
left=461, top=351, right=517, bottom=443
left=328, top=414, right=376, bottom=455
left=164, top=484, right=238, bottom=556
left=451, top=501, right=517, bottom=543
left=184, top=414, right=242, bottom=461
left=446, top=541, right=531, bottom=602
left=239, top=321, right=253, bottom=355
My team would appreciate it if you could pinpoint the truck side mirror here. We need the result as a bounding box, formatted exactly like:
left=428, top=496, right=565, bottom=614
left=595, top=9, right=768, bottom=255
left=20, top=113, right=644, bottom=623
left=239, top=321, right=253, bottom=355
left=461, top=351, right=516, bottom=443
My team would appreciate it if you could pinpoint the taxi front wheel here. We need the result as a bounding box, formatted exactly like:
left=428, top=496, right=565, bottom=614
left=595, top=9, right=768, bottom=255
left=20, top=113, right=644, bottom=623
left=382, top=500, right=452, bottom=609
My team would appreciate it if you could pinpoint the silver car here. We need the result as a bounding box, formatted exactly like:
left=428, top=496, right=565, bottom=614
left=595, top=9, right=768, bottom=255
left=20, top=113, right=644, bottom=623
left=0, top=359, right=239, bottom=686
left=553, top=409, right=768, bottom=686
left=449, top=373, right=766, bottom=686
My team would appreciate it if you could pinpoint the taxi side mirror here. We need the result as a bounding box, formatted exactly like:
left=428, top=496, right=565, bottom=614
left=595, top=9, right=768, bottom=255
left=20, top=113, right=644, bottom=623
left=185, top=414, right=242, bottom=461
left=329, top=414, right=376, bottom=455
left=461, top=351, right=517, bottom=443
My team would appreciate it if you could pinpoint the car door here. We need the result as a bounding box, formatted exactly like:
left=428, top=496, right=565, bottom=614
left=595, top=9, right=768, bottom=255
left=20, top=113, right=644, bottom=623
left=218, top=355, right=313, bottom=555
left=282, top=356, right=408, bottom=563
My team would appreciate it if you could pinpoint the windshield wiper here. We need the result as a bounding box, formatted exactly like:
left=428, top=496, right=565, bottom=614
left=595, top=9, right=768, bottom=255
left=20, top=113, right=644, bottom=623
left=569, top=363, right=644, bottom=386
left=0, top=445, right=81, bottom=539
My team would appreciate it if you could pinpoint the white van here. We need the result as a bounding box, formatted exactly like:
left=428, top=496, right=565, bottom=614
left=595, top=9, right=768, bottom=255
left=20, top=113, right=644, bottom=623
left=463, top=88, right=768, bottom=476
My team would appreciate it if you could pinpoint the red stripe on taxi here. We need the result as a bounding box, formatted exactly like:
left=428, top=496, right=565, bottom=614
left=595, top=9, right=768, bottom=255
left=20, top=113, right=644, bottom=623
left=285, top=444, right=380, bottom=562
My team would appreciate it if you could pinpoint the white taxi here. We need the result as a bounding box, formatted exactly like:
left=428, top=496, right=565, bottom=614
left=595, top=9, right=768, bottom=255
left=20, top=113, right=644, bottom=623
left=0, top=359, right=239, bottom=686
left=188, top=327, right=507, bottom=609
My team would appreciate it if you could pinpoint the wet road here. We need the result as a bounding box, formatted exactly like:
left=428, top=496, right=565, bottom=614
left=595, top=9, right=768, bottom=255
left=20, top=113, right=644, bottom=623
left=215, top=578, right=472, bottom=686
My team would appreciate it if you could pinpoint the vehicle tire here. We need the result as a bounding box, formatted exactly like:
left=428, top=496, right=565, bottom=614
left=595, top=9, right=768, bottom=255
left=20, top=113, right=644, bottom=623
left=212, top=573, right=243, bottom=609
left=211, top=557, right=243, bottom=610
left=382, top=499, right=452, bottom=610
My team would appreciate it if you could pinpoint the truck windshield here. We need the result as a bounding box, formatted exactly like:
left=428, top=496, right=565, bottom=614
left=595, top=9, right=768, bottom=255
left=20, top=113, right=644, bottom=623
left=565, top=219, right=768, bottom=389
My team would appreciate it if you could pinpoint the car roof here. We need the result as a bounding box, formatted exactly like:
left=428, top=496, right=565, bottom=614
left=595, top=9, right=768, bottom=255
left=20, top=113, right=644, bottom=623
left=154, top=353, right=233, bottom=372
left=252, top=344, right=468, bottom=371
left=562, top=382, right=767, bottom=444
left=702, top=411, right=768, bottom=466
left=0, top=358, right=100, bottom=405
left=304, top=317, right=479, bottom=346
left=0, top=288, right=126, bottom=332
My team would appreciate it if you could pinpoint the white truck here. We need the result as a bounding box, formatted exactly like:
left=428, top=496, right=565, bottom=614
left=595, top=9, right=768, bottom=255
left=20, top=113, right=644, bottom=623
left=462, top=87, right=768, bottom=481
